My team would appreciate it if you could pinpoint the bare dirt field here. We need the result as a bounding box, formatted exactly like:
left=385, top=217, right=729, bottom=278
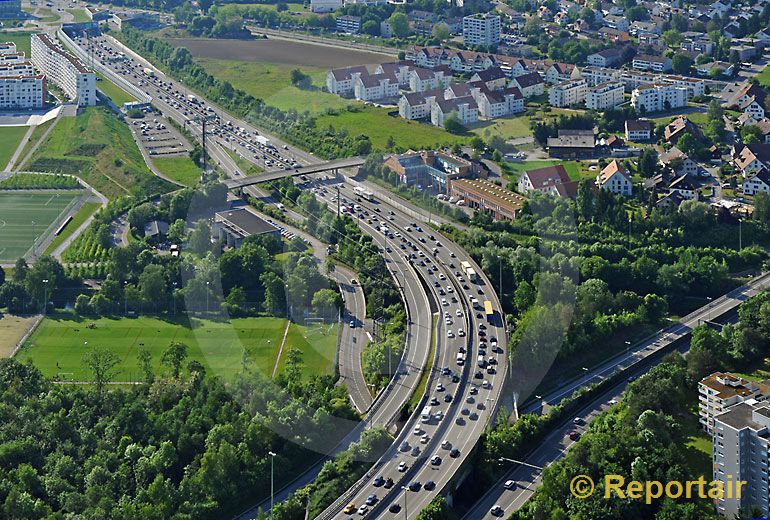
left=167, top=37, right=391, bottom=68
left=0, top=314, right=40, bottom=357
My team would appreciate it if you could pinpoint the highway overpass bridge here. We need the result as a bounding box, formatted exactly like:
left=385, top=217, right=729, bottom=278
left=224, top=157, right=366, bottom=189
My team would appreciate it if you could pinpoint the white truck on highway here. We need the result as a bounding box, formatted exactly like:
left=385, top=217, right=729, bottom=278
left=421, top=406, right=432, bottom=423
left=255, top=135, right=271, bottom=147
left=143, top=67, right=155, bottom=77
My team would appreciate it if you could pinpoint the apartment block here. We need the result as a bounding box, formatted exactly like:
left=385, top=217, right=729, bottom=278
left=586, top=81, right=624, bottom=110
left=0, top=75, right=45, bottom=109
left=31, top=33, right=95, bottom=106
left=631, top=83, right=687, bottom=113
left=580, top=66, right=622, bottom=87
left=462, top=13, right=501, bottom=46
left=548, top=78, right=587, bottom=107
left=700, top=373, right=770, bottom=433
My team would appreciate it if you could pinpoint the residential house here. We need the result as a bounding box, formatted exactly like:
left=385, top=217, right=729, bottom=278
left=632, top=54, right=673, bottom=72
left=743, top=168, right=770, bottom=195
left=326, top=65, right=368, bottom=95
left=598, top=27, right=630, bottom=43
left=398, top=89, right=441, bottom=120
left=509, top=71, right=545, bottom=97
left=409, top=67, right=451, bottom=92
left=472, top=85, right=525, bottom=118
left=449, top=178, right=526, bottom=220
left=727, top=82, right=769, bottom=120
left=664, top=116, right=706, bottom=145
left=660, top=146, right=699, bottom=177
left=431, top=95, right=479, bottom=127
left=544, top=62, right=579, bottom=85
left=625, top=119, right=654, bottom=141
left=470, top=67, right=508, bottom=90
left=603, top=14, right=630, bottom=31
left=586, top=48, right=626, bottom=68
left=732, top=143, right=770, bottom=175
left=353, top=72, right=399, bottom=101
left=668, top=174, right=700, bottom=199
left=517, top=164, right=579, bottom=198
left=695, top=61, right=734, bottom=77
left=596, top=160, right=633, bottom=195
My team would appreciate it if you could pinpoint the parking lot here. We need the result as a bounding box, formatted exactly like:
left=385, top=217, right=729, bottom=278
left=128, top=115, right=190, bottom=157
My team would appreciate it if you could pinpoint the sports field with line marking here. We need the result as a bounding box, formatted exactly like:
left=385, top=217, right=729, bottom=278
left=0, top=191, right=82, bottom=262
left=17, top=314, right=339, bottom=382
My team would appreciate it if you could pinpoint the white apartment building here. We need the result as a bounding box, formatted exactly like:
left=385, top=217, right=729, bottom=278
left=0, top=61, right=34, bottom=77
left=326, top=65, right=367, bottom=95
left=586, top=81, right=624, bottom=110
left=0, top=52, right=27, bottom=66
left=631, top=83, right=687, bottom=113
left=0, top=41, right=16, bottom=54
left=462, top=13, right=501, bottom=47
left=431, top=95, right=478, bottom=127
left=0, top=75, right=45, bottom=109
left=699, top=373, right=770, bottom=433
left=353, top=72, right=399, bottom=102
left=712, top=402, right=770, bottom=518
left=31, top=34, right=96, bottom=106
left=632, top=54, right=672, bottom=72
left=548, top=78, right=587, bottom=107
left=310, top=0, right=342, bottom=12
left=658, top=74, right=706, bottom=98
left=409, top=68, right=450, bottom=92
left=580, top=66, right=622, bottom=87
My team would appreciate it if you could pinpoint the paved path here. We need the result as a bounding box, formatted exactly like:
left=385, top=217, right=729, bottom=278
left=5, top=125, right=36, bottom=171
left=12, top=114, right=62, bottom=172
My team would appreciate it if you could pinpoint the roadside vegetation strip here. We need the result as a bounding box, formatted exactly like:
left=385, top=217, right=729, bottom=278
left=43, top=201, right=100, bottom=256
left=65, top=8, right=90, bottom=23
left=150, top=156, right=201, bottom=187
left=0, top=172, right=80, bottom=190
left=407, top=313, right=438, bottom=414
left=0, top=126, right=31, bottom=171
left=95, top=73, right=136, bottom=107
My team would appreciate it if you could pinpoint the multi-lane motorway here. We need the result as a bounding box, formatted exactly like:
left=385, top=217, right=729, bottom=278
left=460, top=270, right=770, bottom=519
left=67, top=31, right=514, bottom=520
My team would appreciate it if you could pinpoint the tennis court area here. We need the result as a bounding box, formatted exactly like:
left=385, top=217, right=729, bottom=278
left=0, top=191, right=82, bottom=262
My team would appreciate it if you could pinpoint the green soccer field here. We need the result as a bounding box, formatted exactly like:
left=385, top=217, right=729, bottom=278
left=16, top=314, right=339, bottom=382
left=0, top=191, right=82, bottom=262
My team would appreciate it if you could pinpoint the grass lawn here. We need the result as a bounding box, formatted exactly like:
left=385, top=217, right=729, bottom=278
left=65, top=8, right=90, bottom=22
left=25, top=107, right=174, bottom=199
left=34, top=7, right=60, bottom=22
left=151, top=156, right=201, bottom=187
left=0, top=125, right=29, bottom=170
left=470, top=115, right=532, bottom=140
left=0, top=31, right=31, bottom=56
left=758, top=65, right=770, bottom=87
left=195, top=58, right=351, bottom=114
left=43, top=201, right=100, bottom=255
left=96, top=73, right=136, bottom=107
left=651, top=112, right=708, bottom=126
left=0, top=314, right=39, bottom=357
left=0, top=191, right=82, bottom=262
left=15, top=118, right=55, bottom=167
left=316, top=106, right=468, bottom=150
left=17, top=314, right=338, bottom=381
left=731, top=357, right=770, bottom=381
left=502, top=160, right=595, bottom=182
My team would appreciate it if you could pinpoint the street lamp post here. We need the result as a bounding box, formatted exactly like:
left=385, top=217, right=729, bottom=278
left=268, top=451, right=276, bottom=513
left=582, top=366, right=589, bottom=386
left=624, top=340, right=631, bottom=356
left=206, top=280, right=210, bottom=314
left=124, top=280, right=128, bottom=315
left=497, top=256, right=502, bottom=300
left=401, top=487, right=408, bottom=520
left=739, top=218, right=743, bottom=251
